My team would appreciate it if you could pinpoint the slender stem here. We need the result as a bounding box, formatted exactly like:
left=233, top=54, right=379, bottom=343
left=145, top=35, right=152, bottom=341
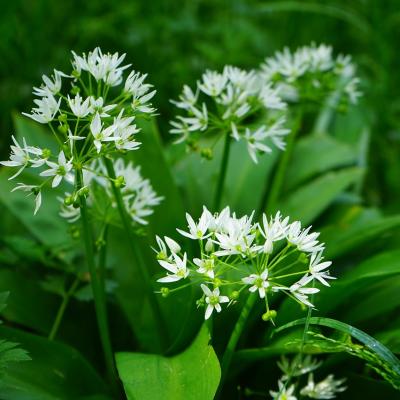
left=259, top=111, right=303, bottom=216
left=48, top=277, right=80, bottom=341
left=76, top=168, right=119, bottom=392
left=213, top=132, right=231, bottom=211
left=103, top=157, right=168, bottom=349
left=218, top=293, right=257, bottom=395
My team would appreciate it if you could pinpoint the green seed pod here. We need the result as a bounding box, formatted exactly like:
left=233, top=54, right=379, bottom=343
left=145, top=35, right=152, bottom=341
left=262, top=310, right=277, bottom=321
left=160, top=287, right=170, bottom=298
left=200, top=148, right=213, bottom=160
left=231, top=290, right=240, bottom=300
left=115, top=175, right=126, bottom=188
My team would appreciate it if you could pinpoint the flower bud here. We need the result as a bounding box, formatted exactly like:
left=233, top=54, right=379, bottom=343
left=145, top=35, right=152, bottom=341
left=213, top=278, right=222, bottom=287
left=58, top=114, right=68, bottom=123
left=71, top=70, right=81, bottom=79
left=78, top=186, right=90, bottom=198
left=298, top=252, right=308, bottom=264
left=96, top=238, right=106, bottom=249
left=42, top=148, right=51, bottom=159
left=205, top=239, right=214, bottom=252
left=114, top=175, right=126, bottom=188
left=64, top=195, right=74, bottom=206
left=161, top=287, right=170, bottom=298
left=58, top=124, right=69, bottom=135
left=71, top=85, right=80, bottom=95
left=200, top=148, right=213, bottom=160
left=196, top=298, right=205, bottom=307
left=231, top=291, right=239, bottom=300
left=262, top=310, right=277, bottom=321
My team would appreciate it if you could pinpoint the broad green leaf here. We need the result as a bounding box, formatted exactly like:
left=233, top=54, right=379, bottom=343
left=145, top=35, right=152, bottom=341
left=116, top=325, right=221, bottom=400
left=277, top=250, right=400, bottom=325
left=322, top=214, right=400, bottom=259
left=0, top=270, right=57, bottom=334
left=279, top=167, right=364, bottom=224
left=0, top=326, right=110, bottom=400
left=0, top=340, right=31, bottom=370
left=129, top=119, right=186, bottom=236
left=284, top=135, right=356, bottom=192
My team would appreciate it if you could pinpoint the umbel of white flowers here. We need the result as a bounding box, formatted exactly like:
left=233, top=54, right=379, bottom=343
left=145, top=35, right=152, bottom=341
left=269, top=355, right=347, bottom=399
left=59, top=158, right=163, bottom=225
left=0, top=47, right=161, bottom=224
left=170, top=66, right=290, bottom=163
left=260, top=42, right=362, bottom=105
left=154, top=206, right=335, bottom=321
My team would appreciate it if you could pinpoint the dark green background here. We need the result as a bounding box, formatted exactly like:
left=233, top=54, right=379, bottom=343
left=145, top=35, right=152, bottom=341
left=1, top=0, right=399, bottom=208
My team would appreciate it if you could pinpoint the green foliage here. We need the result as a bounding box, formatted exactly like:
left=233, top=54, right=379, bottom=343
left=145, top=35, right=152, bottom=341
left=116, top=325, right=220, bottom=400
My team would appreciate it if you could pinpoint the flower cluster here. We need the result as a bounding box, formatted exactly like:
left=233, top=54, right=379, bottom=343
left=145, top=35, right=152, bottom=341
left=59, top=158, right=162, bottom=226
left=154, top=206, right=335, bottom=320
left=1, top=48, right=157, bottom=216
left=270, top=356, right=346, bottom=399
left=260, top=43, right=361, bottom=106
left=170, top=66, right=290, bottom=163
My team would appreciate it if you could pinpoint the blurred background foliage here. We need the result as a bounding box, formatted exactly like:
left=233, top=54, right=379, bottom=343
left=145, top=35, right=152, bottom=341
left=1, top=0, right=399, bottom=211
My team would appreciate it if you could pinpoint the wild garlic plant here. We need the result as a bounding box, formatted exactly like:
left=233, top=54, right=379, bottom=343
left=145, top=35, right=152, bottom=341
left=170, top=66, right=291, bottom=209
left=170, top=66, right=290, bottom=163
left=155, top=206, right=334, bottom=321
left=0, top=47, right=161, bottom=389
left=59, top=157, right=163, bottom=227
left=267, top=355, right=346, bottom=400
left=1, top=47, right=157, bottom=217
left=260, top=43, right=361, bottom=107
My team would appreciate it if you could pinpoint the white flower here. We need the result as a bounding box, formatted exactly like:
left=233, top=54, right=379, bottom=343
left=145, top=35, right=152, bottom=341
left=112, top=111, right=141, bottom=151
left=277, top=355, right=322, bottom=380
left=22, top=94, right=61, bottom=124
left=170, top=85, right=198, bottom=109
left=306, top=252, right=335, bottom=287
left=178, top=103, right=208, bottom=132
left=155, top=235, right=181, bottom=259
left=258, top=84, right=287, bottom=110
left=242, top=269, right=270, bottom=298
left=193, top=257, right=215, bottom=279
left=289, top=276, right=320, bottom=308
left=157, top=253, right=189, bottom=283
left=89, top=97, right=117, bottom=117
left=212, top=211, right=255, bottom=257
left=40, top=151, right=73, bottom=188
left=11, top=184, right=42, bottom=215
left=68, top=93, right=91, bottom=118
left=0, top=136, right=32, bottom=179
left=33, top=69, right=69, bottom=96
left=287, top=222, right=324, bottom=253
left=177, top=211, right=211, bottom=240
left=270, top=380, right=297, bottom=400
left=201, top=284, right=229, bottom=320
left=66, top=129, right=85, bottom=153
left=300, top=373, right=346, bottom=399
left=90, top=113, right=117, bottom=153
left=72, top=48, right=129, bottom=86
left=244, top=126, right=273, bottom=163
left=259, top=212, right=289, bottom=254
left=198, top=70, right=227, bottom=97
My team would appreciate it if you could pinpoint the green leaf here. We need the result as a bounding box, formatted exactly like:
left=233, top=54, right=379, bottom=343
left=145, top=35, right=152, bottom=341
left=284, top=135, right=356, bottom=192
left=129, top=119, right=186, bottom=236
left=274, top=317, right=400, bottom=377
left=0, top=326, right=110, bottom=400
left=280, top=167, right=364, bottom=224
left=116, top=325, right=221, bottom=400
left=0, top=340, right=31, bottom=369
left=322, top=214, right=400, bottom=259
